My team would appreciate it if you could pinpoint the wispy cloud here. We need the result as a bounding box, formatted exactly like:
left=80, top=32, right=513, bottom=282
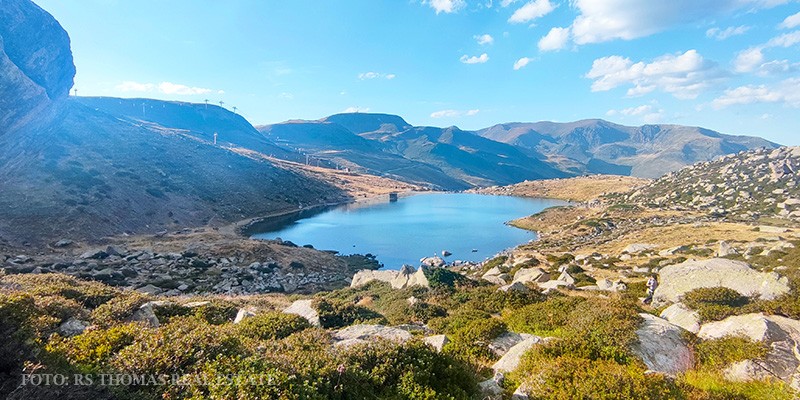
left=607, top=104, right=665, bottom=123
left=426, top=0, right=465, bottom=14
left=460, top=53, right=490, bottom=64
left=343, top=106, right=370, bottom=113
left=430, top=109, right=480, bottom=118
left=513, top=57, right=533, bottom=70
left=733, top=30, right=800, bottom=75
left=780, top=12, right=800, bottom=29
left=712, top=78, right=800, bottom=109
left=508, top=0, right=556, bottom=24
left=706, top=25, right=750, bottom=40
left=115, top=81, right=221, bottom=95
left=474, top=34, right=495, bottom=45
left=358, top=72, right=396, bottom=80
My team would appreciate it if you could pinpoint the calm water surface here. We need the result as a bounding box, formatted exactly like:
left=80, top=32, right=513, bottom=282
left=250, top=193, right=566, bottom=269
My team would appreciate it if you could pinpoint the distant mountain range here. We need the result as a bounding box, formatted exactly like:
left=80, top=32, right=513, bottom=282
left=0, top=0, right=782, bottom=244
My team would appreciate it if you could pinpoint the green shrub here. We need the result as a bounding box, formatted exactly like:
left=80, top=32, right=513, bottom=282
left=3, top=274, right=117, bottom=309
left=45, top=323, right=140, bottom=373
left=91, top=291, right=151, bottom=327
left=236, top=312, right=310, bottom=341
left=190, top=300, right=238, bottom=325
left=503, top=296, right=586, bottom=336
left=696, top=336, right=770, bottom=371
left=314, top=298, right=385, bottom=328
left=679, top=370, right=795, bottom=400
left=428, top=308, right=492, bottom=334
left=683, top=287, right=750, bottom=322
left=481, top=256, right=508, bottom=275
left=512, top=355, right=683, bottom=400
left=427, top=268, right=473, bottom=289
left=112, top=316, right=245, bottom=377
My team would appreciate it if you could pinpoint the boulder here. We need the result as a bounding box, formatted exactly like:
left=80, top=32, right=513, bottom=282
left=498, top=282, right=531, bottom=294
left=135, top=284, right=163, bottom=296
left=653, top=258, right=789, bottom=307
left=350, top=266, right=430, bottom=289
left=421, top=256, right=445, bottom=268
left=332, top=324, right=413, bottom=348
left=512, top=267, right=550, bottom=285
left=58, top=317, right=89, bottom=337
left=698, top=313, right=800, bottom=390
left=717, top=241, right=737, bottom=257
left=489, top=331, right=533, bottom=357
left=131, top=302, right=160, bottom=327
left=631, top=314, right=694, bottom=375
left=659, top=303, right=701, bottom=334
left=623, top=244, right=658, bottom=254
left=80, top=249, right=108, bottom=260
left=233, top=308, right=257, bottom=324
left=282, top=299, right=321, bottom=327
left=537, top=280, right=573, bottom=290
left=423, top=334, right=449, bottom=352
left=492, top=336, right=543, bottom=373
left=596, top=278, right=627, bottom=292
left=479, top=373, right=505, bottom=399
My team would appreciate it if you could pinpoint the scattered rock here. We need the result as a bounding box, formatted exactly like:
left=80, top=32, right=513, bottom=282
left=623, top=244, right=658, bottom=254
left=512, top=267, right=550, bottom=285
left=423, top=334, right=449, bottom=352
left=283, top=299, right=321, bottom=327
left=420, top=256, right=445, bottom=268
left=350, top=266, right=429, bottom=289
left=489, top=331, right=533, bottom=357
left=233, top=308, right=257, bottom=324
left=717, top=241, right=737, bottom=257
left=492, top=336, right=544, bottom=373
left=479, top=373, right=505, bottom=399
left=131, top=302, right=160, bottom=327
left=498, top=282, right=531, bottom=294
left=659, top=303, right=701, bottom=334
left=58, top=317, right=89, bottom=337
left=332, top=324, right=413, bottom=348
left=631, top=313, right=694, bottom=375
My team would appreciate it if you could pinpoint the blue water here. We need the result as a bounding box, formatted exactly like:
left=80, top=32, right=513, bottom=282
left=250, top=193, right=566, bottom=269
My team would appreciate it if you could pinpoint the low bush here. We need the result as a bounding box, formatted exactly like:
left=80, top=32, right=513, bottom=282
left=235, top=312, right=310, bottom=341
left=45, top=323, right=140, bottom=373
left=3, top=274, right=117, bottom=309
left=426, top=268, right=473, bottom=289
left=695, top=336, right=770, bottom=371
left=683, top=287, right=750, bottom=322
left=313, top=298, right=385, bottom=328
left=503, top=295, right=586, bottom=336
left=91, top=291, right=151, bottom=327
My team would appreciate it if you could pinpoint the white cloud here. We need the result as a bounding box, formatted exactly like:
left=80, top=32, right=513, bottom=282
left=430, top=109, right=480, bottom=118
left=427, top=0, right=466, bottom=14
left=733, top=30, right=800, bottom=74
left=712, top=78, right=800, bottom=108
left=586, top=49, right=725, bottom=99
left=538, top=27, right=570, bottom=51
left=508, top=0, right=556, bottom=24
left=500, top=0, right=517, bottom=6
left=115, top=81, right=217, bottom=95
left=570, top=0, right=787, bottom=45
left=358, top=72, right=396, bottom=80
left=475, top=34, right=495, bottom=45
left=780, top=12, right=800, bottom=29
left=706, top=25, right=750, bottom=40
left=460, top=53, right=490, bottom=64
left=343, top=106, right=370, bottom=113
left=513, top=57, right=533, bottom=70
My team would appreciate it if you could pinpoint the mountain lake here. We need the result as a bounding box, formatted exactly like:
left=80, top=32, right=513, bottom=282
left=249, top=193, right=566, bottom=269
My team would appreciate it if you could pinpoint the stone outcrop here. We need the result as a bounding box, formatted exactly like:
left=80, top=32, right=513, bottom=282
left=131, top=302, right=160, bottom=327
left=512, top=267, right=550, bottom=285
left=332, top=324, right=413, bottom=348
left=58, top=317, right=89, bottom=337
left=489, top=332, right=534, bottom=357
left=423, top=334, right=449, bottom=352
left=652, top=258, right=789, bottom=307
left=0, top=0, right=74, bottom=134
left=631, top=314, right=694, bottom=375
left=350, top=265, right=429, bottom=289
left=698, top=313, right=800, bottom=390
left=492, top=335, right=544, bottom=373
left=283, top=299, right=321, bottom=327
left=659, top=303, right=701, bottom=334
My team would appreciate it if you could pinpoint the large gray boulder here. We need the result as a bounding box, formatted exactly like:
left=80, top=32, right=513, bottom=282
left=282, top=299, right=321, bottom=327
left=131, top=302, right=160, bottom=327
left=659, top=303, right=701, bottom=334
left=631, top=314, right=694, bottom=375
left=512, top=267, right=550, bottom=285
left=423, top=334, right=449, bottom=352
left=58, top=317, right=89, bottom=337
left=332, top=324, right=413, bottom=348
left=698, top=313, right=800, bottom=390
left=489, top=331, right=534, bottom=357
left=350, top=266, right=429, bottom=289
left=492, top=336, right=544, bottom=373
left=653, top=258, right=789, bottom=307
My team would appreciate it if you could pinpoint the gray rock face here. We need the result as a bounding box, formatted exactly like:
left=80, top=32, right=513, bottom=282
left=498, top=282, right=531, bottom=294
left=492, top=335, right=544, bottom=373
left=489, top=331, right=533, bottom=357
left=131, top=302, right=160, bottom=327
left=0, top=0, right=74, bottom=134
left=282, top=299, right=321, bottom=327
left=698, top=313, right=800, bottom=390
left=623, top=243, right=658, bottom=254
left=233, top=308, right=257, bottom=324
left=653, top=258, right=789, bottom=307
left=350, top=266, right=429, bottom=289
left=659, top=303, right=701, bottom=334
left=512, top=267, right=550, bottom=285
left=631, top=314, right=694, bottom=375
left=58, top=317, right=89, bottom=337
left=423, top=334, right=449, bottom=352
left=332, top=324, right=413, bottom=348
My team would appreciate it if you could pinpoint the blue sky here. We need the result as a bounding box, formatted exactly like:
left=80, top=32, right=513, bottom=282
left=35, top=0, right=800, bottom=144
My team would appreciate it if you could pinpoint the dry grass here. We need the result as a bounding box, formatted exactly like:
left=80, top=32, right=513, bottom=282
left=474, top=175, right=650, bottom=202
